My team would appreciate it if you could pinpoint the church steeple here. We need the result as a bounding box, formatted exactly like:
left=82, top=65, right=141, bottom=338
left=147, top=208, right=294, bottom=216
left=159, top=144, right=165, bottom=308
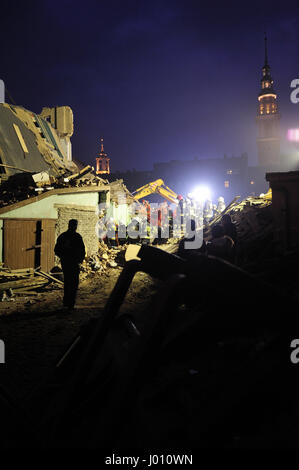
left=96, top=137, right=110, bottom=175
left=256, top=34, right=280, bottom=169
left=259, top=33, right=275, bottom=97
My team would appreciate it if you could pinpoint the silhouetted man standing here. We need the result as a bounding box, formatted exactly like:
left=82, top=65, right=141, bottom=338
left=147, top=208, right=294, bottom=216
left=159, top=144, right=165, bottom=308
left=54, top=219, right=85, bottom=310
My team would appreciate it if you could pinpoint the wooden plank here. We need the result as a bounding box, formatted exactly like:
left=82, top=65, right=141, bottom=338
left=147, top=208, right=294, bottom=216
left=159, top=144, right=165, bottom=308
left=35, top=269, right=63, bottom=285
left=41, top=219, right=56, bottom=273
left=0, top=278, right=47, bottom=291
left=13, top=123, right=29, bottom=153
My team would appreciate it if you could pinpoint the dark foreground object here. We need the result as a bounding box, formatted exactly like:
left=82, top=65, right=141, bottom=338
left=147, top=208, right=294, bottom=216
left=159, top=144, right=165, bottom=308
left=1, top=246, right=299, bottom=448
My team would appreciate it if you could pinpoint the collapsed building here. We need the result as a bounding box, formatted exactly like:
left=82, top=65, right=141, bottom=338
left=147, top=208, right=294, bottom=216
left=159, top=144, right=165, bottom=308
left=0, top=103, right=133, bottom=273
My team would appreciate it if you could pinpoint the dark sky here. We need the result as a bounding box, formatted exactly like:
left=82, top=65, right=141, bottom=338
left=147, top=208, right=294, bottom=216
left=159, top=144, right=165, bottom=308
left=1, top=1, right=299, bottom=171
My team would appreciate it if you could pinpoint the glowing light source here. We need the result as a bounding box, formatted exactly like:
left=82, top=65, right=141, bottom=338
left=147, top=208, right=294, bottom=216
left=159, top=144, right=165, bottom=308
left=258, top=93, right=277, bottom=101
left=190, top=185, right=211, bottom=202
left=287, top=129, right=299, bottom=142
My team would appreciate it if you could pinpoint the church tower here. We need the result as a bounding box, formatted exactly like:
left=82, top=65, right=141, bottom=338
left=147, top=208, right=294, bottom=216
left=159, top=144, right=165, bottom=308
left=96, top=137, right=110, bottom=175
left=256, top=34, right=280, bottom=169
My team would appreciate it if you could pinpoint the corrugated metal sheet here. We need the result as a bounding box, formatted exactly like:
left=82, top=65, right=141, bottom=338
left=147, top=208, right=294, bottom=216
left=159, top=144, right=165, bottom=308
left=0, top=105, right=51, bottom=176
left=33, top=114, right=65, bottom=160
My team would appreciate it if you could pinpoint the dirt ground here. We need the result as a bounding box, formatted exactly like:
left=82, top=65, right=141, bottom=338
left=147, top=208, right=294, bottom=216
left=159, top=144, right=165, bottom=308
left=0, top=266, right=156, bottom=401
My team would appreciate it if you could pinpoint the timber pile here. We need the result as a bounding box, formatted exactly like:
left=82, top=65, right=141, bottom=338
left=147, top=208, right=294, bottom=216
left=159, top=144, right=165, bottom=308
left=0, top=266, right=63, bottom=300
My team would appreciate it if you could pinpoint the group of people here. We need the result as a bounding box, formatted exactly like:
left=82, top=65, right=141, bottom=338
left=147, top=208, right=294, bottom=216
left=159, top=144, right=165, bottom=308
left=54, top=208, right=237, bottom=311
left=178, top=213, right=237, bottom=263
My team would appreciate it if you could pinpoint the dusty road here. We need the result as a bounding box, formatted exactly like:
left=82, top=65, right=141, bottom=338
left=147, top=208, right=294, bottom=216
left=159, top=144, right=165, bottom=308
left=0, top=267, right=156, bottom=401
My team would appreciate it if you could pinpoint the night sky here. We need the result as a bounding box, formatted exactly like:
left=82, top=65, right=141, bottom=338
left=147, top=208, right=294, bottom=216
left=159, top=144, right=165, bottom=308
left=1, top=1, right=299, bottom=171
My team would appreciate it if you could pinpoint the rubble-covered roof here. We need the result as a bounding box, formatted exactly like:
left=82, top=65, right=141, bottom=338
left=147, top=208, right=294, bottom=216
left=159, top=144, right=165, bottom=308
left=0, top=104, right=77, bottom=178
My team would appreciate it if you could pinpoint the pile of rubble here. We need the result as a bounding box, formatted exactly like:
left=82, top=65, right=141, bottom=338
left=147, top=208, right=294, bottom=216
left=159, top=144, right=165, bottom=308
left=0, top=165, right=109, bottom=208
left=225, top=194, right=273, bottom=264
left=0, top=266, right=63, bottom=301
left=80, top=242, right=127, bottom=279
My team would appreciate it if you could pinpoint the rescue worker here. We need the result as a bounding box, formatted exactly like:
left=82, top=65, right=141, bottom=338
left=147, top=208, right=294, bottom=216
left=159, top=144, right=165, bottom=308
left=141, top=220, right=151, bottom=245
left=203, top=198, right=214, bottom=224
left=177, top=195, right=184, bottom=234
left=106, top=218, right=118, bottom=247
left=117, top=222, right=127, bottom=245
left=54, top=219, right=85, bottom=310
left=127, top=218, right=141, bottom=244
left=216, top=196, right=226, bottom=214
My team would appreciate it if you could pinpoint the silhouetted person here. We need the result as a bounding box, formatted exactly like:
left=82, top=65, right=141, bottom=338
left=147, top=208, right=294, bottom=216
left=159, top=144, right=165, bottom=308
left=54, top=219, right=85, bottom=310
left=221, top=214, right=237, bottom=244
left=207, top=223, right=234, bottom=262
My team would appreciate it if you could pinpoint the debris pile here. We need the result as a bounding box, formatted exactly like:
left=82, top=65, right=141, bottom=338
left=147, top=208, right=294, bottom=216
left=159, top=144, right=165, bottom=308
left=80, top=242, right=127, bottom=279
left=225, top=195, right=273, bottom=264
left=0, top=266, right=63, bottom=301
left=0, top=165, right=109, bottom=208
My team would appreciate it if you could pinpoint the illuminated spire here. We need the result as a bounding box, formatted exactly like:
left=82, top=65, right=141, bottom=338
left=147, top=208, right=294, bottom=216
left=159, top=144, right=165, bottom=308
left=264, top=32, right=268, bottom=67
left=260, top=33, right=275, bottom=96
left=96, top=136, right=110, bottom=175
left=100, top=137, right=105, bottom=154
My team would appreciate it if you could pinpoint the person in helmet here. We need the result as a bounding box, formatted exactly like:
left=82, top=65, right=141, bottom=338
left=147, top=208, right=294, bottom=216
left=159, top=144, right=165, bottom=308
left=177, top=195, right=184, bottom=234
left=216, top=196, right=226, bottom=214
left=203, top=199, right=213, bottom=224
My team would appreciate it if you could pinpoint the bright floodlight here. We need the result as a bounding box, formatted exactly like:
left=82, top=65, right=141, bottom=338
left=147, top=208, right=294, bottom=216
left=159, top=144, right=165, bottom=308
left=190, top=185, right=211, bottom=202
left=287, top=129, right=299, bottom=142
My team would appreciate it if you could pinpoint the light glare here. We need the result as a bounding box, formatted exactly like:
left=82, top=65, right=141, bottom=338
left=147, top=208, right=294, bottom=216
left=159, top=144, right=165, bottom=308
left=190, top=185, right=211, bottom=202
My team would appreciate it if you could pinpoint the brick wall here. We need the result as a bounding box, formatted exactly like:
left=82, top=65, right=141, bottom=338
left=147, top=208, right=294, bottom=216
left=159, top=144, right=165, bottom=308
left=56, top=206, right=99, bottom=256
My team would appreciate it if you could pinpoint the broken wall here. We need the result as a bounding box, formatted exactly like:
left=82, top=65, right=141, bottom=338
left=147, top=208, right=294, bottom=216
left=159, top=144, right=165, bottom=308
left=56, top=206, right=99, bottom=256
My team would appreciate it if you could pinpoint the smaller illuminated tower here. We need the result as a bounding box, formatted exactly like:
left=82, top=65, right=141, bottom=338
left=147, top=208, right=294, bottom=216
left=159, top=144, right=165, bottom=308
left=256, top=34, right=280, bottom=169
left=96, top=137, right=110, bottom=175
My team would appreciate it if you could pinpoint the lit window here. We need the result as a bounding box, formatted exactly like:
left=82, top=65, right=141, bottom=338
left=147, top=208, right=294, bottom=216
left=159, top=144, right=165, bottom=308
left=250, top=181, right=255, bottom=185
left=224, top=180, right=229, bottom=188
left=266, top=104, right=270, bottom=114
left=227, top=170, right=233, bottom=174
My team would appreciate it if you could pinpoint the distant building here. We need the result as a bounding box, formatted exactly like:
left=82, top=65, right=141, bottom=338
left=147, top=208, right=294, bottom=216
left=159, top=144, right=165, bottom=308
left=109, top=153, right=269, bottom=202
left=256, top=35, right=280, bottom=170
left=152, top=154, right=253, bottom=200
left=109, top=36, right=287, bottom=201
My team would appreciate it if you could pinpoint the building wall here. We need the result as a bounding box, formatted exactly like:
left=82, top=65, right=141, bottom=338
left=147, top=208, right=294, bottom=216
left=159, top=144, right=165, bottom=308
left=56, top=206, right=99, bottom=256
left=266, top=171, right=299, bottom=252
left=0, top=192, right=99, bottom=219
left=0, top=192, right=101, bottom=262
